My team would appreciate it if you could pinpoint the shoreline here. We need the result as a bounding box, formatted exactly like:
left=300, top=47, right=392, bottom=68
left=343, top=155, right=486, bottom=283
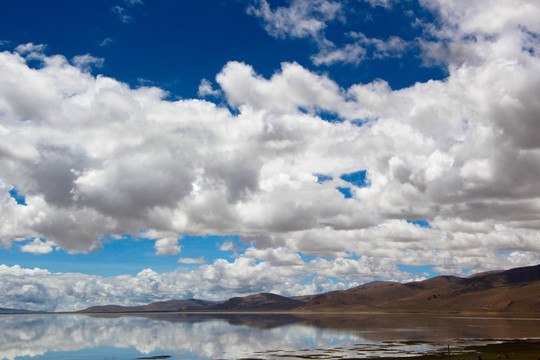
left=4, top=310, right=540, bottom=319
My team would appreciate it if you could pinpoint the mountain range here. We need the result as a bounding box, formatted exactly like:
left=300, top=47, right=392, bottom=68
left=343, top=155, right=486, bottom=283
left=80, top=264, right=540, bottom=313
left=81, top=299, right=218, bottom=313
left=0, top=308, right=39, bottom=314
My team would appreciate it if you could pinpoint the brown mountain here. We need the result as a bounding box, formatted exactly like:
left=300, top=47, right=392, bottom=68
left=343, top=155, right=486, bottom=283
left=80, top=299, right=219, bottom=313
left=80, top=293, right=303, bottom=313
left=299, top=264, right=540, bottom=312
left=0, top=307, right=39, bottom=314
left=197, top=293, right=305, bottom=311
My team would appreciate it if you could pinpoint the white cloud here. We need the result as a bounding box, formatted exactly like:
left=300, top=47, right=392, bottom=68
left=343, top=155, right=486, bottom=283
left=312, top=42, right=367, bottom=66
left=2, top=41, right=540, bottom=266
left=364, top=0, right=394, bottom=8
left=99, top=37, right=115, bottom=47
left=112, top=0, right=143, bottom=23
left=4, top=238, right=539, bottom=311
left=216, top=61, right=344, bottom=112
left=220, top=240, right=242, bottom=252
left=0, top=48, right=538, bottom=264
left=418, top=0, right=540, bottom=67
left=20, top=238, right=56, bottom=255
left=72, top=54, right=104, bottom=72
left=2, top=0, right=540, bottom=307
left=178, top=256, right=205, bottom=264
left=248, top=0, right=411, bottom=66
left=248, top=0, right=540, bottom=69
left=312, top=33, right=409, bottom=66
left=244, top=247, right=303, bottom=266
left=197, top=78, right=221, bottom=97
left=247, top=0, right=343, bottom=45
left=154, top=237, right=181, bottom=256
left=0, top=259, right=348, bottom=311
left=14, top=43, right=46, bottom=55
left=358, top=34, right=409, bottom=59
left=112, top=6, right=133, bottom=23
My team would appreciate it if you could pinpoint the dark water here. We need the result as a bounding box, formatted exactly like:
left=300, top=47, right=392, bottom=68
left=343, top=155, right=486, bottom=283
left=1, top=312, right=539, bottom=359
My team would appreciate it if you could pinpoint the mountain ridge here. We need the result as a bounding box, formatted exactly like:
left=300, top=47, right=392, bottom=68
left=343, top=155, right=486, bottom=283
left=300, top=264, right=540, bottom=312
left=78, top=264, right=540, bottom=313
left=0, top=307, right=39, bottom=314
left=79, top=299, right=219, bottom=313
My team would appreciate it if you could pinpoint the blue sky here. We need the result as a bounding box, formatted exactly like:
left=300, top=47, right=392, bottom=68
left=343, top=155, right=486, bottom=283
left=0, top=0, right=444, bottom=96
left=1, top=0, right=540, bottom=311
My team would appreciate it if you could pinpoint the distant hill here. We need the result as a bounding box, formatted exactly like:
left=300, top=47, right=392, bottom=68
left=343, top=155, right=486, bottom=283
left=81, top=293, right=304, bottom=313
left=80, top=299, right=219, bottom=313
left=195, top=293, right=305, bottom=311
left=299, top=264, right=540, bottom=312
left=78, top=264, right=540, bottom=314
left=0, top=307, right=37, bottom=314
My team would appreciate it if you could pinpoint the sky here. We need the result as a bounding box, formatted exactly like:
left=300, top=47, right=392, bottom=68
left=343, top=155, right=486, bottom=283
left=1, top=0, right=540, bottom=312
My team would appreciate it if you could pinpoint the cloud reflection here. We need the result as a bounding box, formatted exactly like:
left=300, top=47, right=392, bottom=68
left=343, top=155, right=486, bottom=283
left=1, top=313, right=539, bottom=360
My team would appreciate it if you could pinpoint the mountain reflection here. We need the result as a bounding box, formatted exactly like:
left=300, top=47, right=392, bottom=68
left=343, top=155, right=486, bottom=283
left=98, top=312, right=305, bottom=328
left=1, top=313, right=539, bottom=360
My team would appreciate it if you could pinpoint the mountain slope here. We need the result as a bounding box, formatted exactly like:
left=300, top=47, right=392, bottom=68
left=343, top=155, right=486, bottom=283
left=0, top=307, right=37, bottom=314
left=199, top=293, right=305, bottom=311
left=299, top=264, right=540, bottom=312
left=81, top=293, right=304, bottom=313
left=80, top=299, right=218, bottom=313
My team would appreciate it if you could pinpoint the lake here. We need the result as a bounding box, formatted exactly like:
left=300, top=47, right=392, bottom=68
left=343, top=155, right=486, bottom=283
left=1, top=312, right=539, bottom=360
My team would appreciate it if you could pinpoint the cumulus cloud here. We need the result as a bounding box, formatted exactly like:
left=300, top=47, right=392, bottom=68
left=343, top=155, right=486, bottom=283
left=4, top=240, right=538, bottom=312
left=244, top=247, right=303, bottom=266
left=2, top=33, right=540, bottom=264
left=14, top=43, right=46, bottom=55
left=197, top=78, right=221, bottom=98
left=216, top=61, right=344, bottom=112
left=2, top=0, right=540, bottom=307
left=418, top=0, right=540, bottom=67
left=220, top=240, right=242, bottom=252
left=154, top=237, right=181, bottom=256
left=0, top=258, right=356, bottom=311
left=20, top=238, right=56, bottom=255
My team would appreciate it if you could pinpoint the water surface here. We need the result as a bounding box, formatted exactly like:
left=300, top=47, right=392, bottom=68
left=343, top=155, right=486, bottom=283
left=1, top=312, right=539, bottom=360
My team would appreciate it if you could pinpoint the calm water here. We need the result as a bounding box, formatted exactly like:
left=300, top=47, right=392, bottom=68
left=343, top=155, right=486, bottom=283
left=1, top=312, right=539, bottom=360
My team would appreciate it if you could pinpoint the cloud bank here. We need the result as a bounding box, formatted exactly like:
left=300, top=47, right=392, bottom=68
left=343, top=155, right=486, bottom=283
left=1, top=0, right=540, bottom=310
